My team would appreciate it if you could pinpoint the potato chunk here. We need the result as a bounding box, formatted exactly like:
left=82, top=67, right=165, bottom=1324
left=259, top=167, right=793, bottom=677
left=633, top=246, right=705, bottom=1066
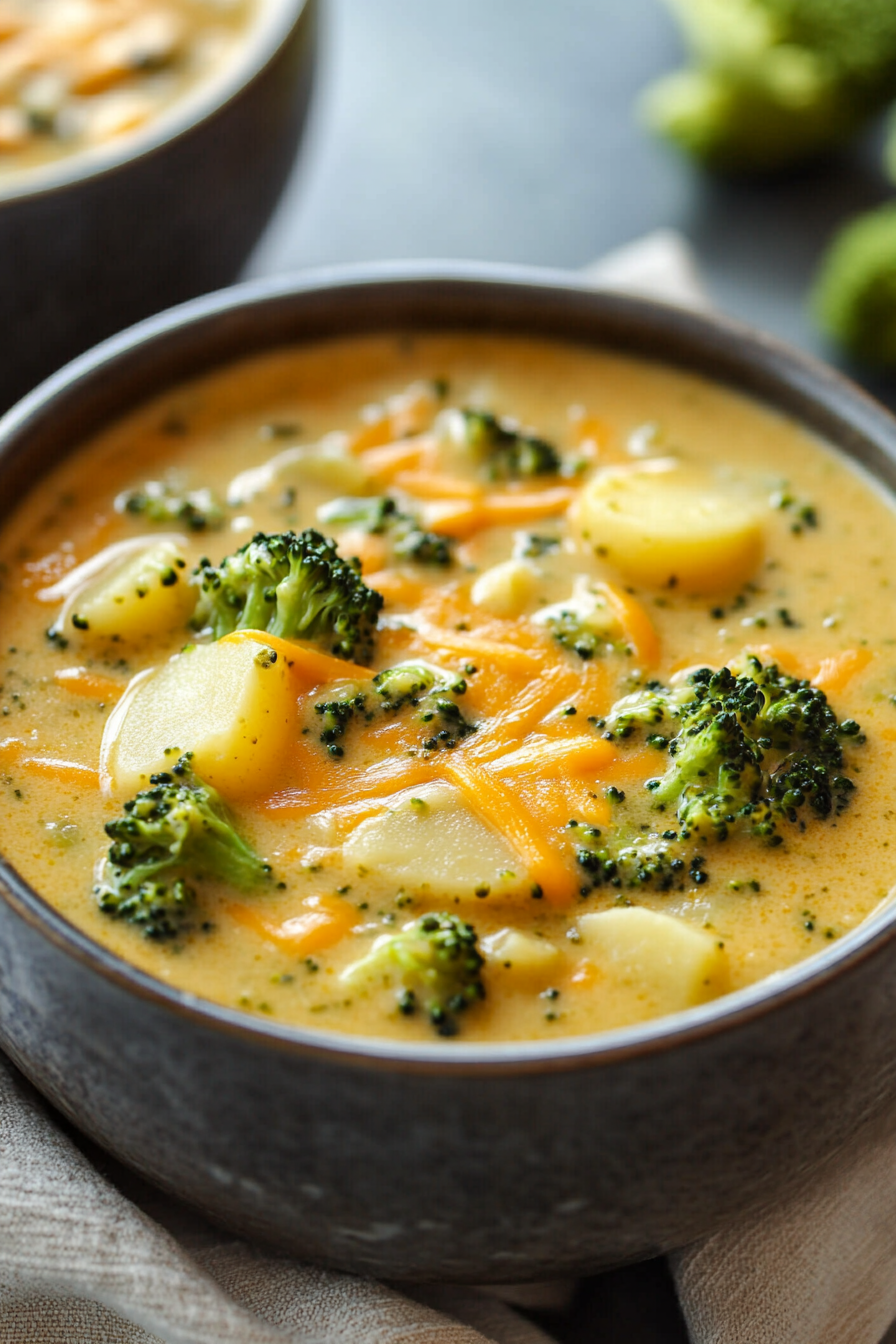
left=67, top=539, right=195, bottom=641
left=579, top=466, right=763, bottom=593
left=482, top=928, right=561, bottom=984
left=102, top=634, right=296, bottom=799
left=577, top=907, right=728, bottom=1014
left=471, top=559, right=538, bottom=618
left=342, top=782, right=526, bottom=899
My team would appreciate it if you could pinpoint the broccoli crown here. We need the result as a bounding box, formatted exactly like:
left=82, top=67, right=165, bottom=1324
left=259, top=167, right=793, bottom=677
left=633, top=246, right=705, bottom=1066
left=342, top=912, right=485, bottom=1036
left=312, top=662, right=474, bottom=758
left=534, top=584, right=622, bottom=662
left=812, top=203, right=896, bottom=368
left=459, top=409, right=561, bottom=480
left=603, top=681, right=696, bottom=738
left=193, top=529, right=384, bottom=660
left=117, top=480, right=225, bottom=532
left=96, top=755, right=271, bottom=938
left=573, top=824, right=706, bottom=894
left=641, top=656, right=861, bottom=843
left=318, top=496, right=454, bottom=568
left=643, top=0, right=896, bottom=173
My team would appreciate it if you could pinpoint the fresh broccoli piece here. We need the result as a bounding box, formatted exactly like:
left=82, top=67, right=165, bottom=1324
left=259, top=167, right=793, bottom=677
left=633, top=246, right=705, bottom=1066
left=533, top=581, right=623, bottom=661
left=96, top=756, right=272, bottom=939
left=642, top=0, right=896, bottom=173
left=518, top=534, right=561, bottom=559
left=116, top=480, right=225, bottom=531
left=341, top=912, right=485, bottom=1036
left=314, top=688, right=371, bottom=757
left=453, top=409, right=561, bottom=480
left=641, top=656, right=861, bottom=843
left=193, top=529, right=383, bottom=661
left=811, top=203, right=896, bottom=368
left=573, top=824, right=705, bottom=893
left=317, top=496, right=455, bottom=568
left=374, top=661, right=475, bottom=749
left=603, top=680, right=696, bottom=738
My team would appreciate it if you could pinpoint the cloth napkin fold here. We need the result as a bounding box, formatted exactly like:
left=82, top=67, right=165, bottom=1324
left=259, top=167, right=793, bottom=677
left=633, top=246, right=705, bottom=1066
left=2, top=232, right=894, bottom=1344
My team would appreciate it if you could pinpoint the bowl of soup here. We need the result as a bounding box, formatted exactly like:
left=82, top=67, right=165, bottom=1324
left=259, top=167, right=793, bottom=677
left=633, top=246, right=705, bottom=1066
left=0, top=0, right=316, bottom=413
left=0, top=262, right=895, bottom=1280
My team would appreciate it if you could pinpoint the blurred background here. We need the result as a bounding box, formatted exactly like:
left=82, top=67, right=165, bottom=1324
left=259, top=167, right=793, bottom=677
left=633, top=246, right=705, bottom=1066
left=245, top=0, right=896, bottom=410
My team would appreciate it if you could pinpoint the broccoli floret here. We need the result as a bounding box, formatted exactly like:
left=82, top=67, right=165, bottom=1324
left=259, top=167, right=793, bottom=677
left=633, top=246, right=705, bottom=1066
left=453, top=409, right=561, bottom=480
left=317, top=496, right=454, bottom=568
left=96, top=756, right=272, bottom=939
left=642, top=657, right=860, bottom=843
left=573, top=824, right=704, bottom=893
left=314, top=688, right=371, bottom=757
left=116, top=480, right=225, bottom=531
left=642, top=0, right=896, bottom=173
left=192, top=529, right=383, bottom=661
left=374, top=661, right=475, bottom=749
left=341, top=912, right=485, bottom=1035
left=603, top=681, right=696, bottom=738
left=533, top=581, right=623, bottom=661
left=811, top=203, right=896, bottom=368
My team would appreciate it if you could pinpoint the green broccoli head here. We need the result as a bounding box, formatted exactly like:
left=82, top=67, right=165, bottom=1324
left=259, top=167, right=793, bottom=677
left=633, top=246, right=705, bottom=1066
left=374, top=661, right=475, bottom=749
left=811, top=203, right=896, bottom=368
left=644, top=657, right=860, bottom=842
left=317, top=496, right=455, bottom=568
left=573, top=824, right=706, bottom=893
left=341, top=912, right=485, bottom=1036
left=193, top=529, right=384, bottom=661
left=116, top=480, right=225, bottom=532
left=642, top=0, right=896, bottom=173
left=451, top=409, right=561, bottom=481
left=96, top=755, right=272, bottom=938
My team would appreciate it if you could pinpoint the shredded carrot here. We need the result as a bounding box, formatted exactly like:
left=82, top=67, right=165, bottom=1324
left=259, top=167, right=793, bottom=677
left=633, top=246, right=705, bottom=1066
left=441, top=755, right=578, bottom=905
left=420, top=499, right=486, bottom=537
left=812, top=648, right=873, bottom=695
left=54, top=667, right=125, bottom=702
left=365, top=569, right=428, bottom=607
left=596, top=582, right=660, bottom=668
left=334, top=529, right=390, bottom=575
left=20, top=756, right=99, bottom=787
left=229, top=893, right=357, bottom=956
left=359, top=439, right=432, bottom=481
left=348, top=417, right=398, bottom=454
left=569, top=958, right=599, bottom=987
left=393, top=471, right=484, bottom=501
left=220, top=631, right=373, bottom=686
left=490, top=734, right=617, bottom=780
left=482, top=487, right=577, bottom=526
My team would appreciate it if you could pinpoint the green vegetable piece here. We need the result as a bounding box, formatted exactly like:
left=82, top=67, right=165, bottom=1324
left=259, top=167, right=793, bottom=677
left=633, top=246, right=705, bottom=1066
left=96, top=756, right=272, bottom=939
left=457, top=409, right=561, bottom=480
left=117, top=480, right=225, bottom=531
left=192, top=529, right=384, bottom=661
left=341, top=912, right=485, bottom=1036
left=812, top=203, right=896, bottom=368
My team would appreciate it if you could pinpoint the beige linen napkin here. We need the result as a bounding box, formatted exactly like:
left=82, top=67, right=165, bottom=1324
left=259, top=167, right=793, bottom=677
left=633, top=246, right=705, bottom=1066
left=2, top=233, right=894, bottom=1344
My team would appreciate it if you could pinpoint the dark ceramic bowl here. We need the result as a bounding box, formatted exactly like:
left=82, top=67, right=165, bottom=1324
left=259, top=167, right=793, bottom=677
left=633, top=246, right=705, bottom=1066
left=1, top=264, right=896, bottom=1282
left=0, top=0, right=316, bottom=414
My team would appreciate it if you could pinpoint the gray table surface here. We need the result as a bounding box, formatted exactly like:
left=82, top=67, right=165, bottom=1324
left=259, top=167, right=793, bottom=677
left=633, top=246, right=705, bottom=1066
left=239, top=3, right=895, bottom=1337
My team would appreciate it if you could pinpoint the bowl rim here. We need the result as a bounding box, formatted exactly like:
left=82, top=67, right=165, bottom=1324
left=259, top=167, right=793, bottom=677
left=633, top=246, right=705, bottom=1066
left=3, top=257, right=896, bottom=1076
left=0, top=0, right=312, bottom=205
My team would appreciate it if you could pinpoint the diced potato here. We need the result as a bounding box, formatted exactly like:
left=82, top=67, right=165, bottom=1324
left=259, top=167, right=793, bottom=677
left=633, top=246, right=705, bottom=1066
left=577, top=907, right=728, bottom=1014
left=102, top=634, right=296, bottom=799
left=342, top=782, right=526, bottom=899
left=68, top=539, right=194, bottom=640
left=471, top=559, right=538, bottom=618
left=481, top=927, right=561, bottom=984
left=579, top=465, right=763, bottom=593
left=227, top=433, right=371, bottom=505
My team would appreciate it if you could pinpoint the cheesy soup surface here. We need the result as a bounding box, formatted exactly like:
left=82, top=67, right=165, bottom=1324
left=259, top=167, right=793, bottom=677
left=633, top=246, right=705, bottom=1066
left=0, top=332, right=892, bottom=1043
left=0, top=0, right=253, bottom=175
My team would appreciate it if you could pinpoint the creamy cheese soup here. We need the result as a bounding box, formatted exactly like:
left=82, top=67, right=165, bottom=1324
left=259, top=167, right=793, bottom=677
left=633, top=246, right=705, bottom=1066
left=0, top=333, right=891, bottom=1042
left=0, top=0, right=253, bottom=175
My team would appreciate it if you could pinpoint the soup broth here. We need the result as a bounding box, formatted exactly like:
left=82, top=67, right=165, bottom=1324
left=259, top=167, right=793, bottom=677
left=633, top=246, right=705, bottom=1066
left=0, top=332, right=892, bottom=1042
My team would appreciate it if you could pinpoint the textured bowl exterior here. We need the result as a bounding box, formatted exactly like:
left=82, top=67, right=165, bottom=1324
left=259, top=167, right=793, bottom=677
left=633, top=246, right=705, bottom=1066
left=2, top=267, right=896, bottom=1281
left=0, top=0, right=316, bottom=413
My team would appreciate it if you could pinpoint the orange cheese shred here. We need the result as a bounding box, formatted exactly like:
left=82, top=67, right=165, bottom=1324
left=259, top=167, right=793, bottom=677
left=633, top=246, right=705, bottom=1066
left=440, top=755, right=578, bottom=906
left=393, top=471, right=484, bottom=501
left=229, top=893, right=358, bottom=955
left=595, top=582, right=660, bottom=668
left=489, top=734, right=617, bottom=780
left=812, top=648, right=873, bottom=695
left=220, top=630, right=374, bottom=687
left=54, top=667, right=125, bottom=702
